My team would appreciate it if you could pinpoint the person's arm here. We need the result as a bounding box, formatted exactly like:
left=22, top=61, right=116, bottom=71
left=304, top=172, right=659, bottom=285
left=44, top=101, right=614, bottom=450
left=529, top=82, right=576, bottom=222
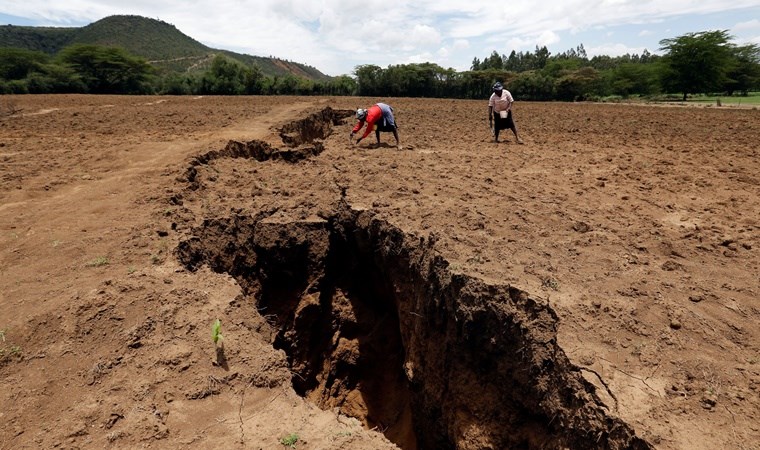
left=358, top=119, right=375, bottom=141
left=349, top=121, right=364, bottom=144
left=487, top=94, right=495, bottom=125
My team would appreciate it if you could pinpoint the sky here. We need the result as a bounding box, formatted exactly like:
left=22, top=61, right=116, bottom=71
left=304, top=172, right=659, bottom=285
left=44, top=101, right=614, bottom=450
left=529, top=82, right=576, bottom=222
left=2, top=1, right=760, bottom=76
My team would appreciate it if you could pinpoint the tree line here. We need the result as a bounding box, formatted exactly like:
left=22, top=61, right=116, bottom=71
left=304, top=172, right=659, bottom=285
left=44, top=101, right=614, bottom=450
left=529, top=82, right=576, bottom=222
left=360, top=31, right=758, bottom=101
left=0, top=44, right=358, bottom=96
left=1, top=30, right=758, bottom=100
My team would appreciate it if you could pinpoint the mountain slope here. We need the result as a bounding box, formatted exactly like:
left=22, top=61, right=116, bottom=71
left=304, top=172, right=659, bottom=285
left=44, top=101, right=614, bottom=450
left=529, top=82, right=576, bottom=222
left=0, top=25, right=75, bottom=54
left=0, top=15, right=330, bottom=80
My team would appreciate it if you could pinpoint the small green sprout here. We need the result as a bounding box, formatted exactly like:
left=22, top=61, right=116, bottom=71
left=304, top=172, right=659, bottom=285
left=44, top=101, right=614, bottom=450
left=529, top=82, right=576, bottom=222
left=280, top=433, right=299, bottom=448
left=211, top=319, right=223, bottom=346
left=0, top=330, right=22, bottom=363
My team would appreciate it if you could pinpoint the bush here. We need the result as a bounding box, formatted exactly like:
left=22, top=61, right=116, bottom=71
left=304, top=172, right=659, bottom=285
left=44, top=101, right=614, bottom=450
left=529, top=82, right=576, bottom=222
left=3, top=79, right=29, bottom=94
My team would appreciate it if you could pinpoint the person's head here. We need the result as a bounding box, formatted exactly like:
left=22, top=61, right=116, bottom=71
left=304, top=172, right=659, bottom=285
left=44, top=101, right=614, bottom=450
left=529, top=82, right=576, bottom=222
left=356, top=108, right=368, bottom=121
left=492, top=82, right=503, bottom=93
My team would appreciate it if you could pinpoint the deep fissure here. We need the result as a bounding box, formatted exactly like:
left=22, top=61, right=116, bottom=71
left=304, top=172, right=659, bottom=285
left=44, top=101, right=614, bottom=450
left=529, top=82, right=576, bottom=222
left=175, top=111, right=652, bottom=449
left=177, top=210, right=652, bottom=450
left=258, top=218, right=416, bottom=448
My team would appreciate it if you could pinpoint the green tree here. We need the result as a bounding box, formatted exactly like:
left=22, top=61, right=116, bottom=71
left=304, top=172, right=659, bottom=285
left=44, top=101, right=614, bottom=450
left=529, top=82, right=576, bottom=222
left=659, top=30, right=736, bottom=101
left=609, top=63, right=660, bottom=97
left=243, top=65, right=264, bottom=94
left=542, top=58, right=584, bottom=79
left=354, top=64, right=383, bottom=96
left=0, top=48, right=49, bottom=80
left=273, top=74, right=299, bottom=94
left=554, top=67, right=601, bottom=101
left=482, top=51, right=505, bottom=70
left=534, top=46, right=551, bottom=70
left=57, top=44, right=154, bottom=94
left=160, top=73, right=193, bottom=95
left=25, top=64, right=84, bottom=93
left=457, top=69, right=516, bottom=99
left=511, top=70, right=554, bottom=100
left=200, top=55, right=247, bottom=94
left=0, top=48, right=83, bottom=93
left=321, top=75, right=357, bottom=96
left=724, top=44, right=760, bottom=95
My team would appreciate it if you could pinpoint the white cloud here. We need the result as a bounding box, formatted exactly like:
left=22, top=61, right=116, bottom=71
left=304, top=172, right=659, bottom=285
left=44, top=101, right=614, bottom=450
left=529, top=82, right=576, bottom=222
left=733, top=19, right=760, bottom=31
left=536, top=30, right=561, bottom=47
left=739, top=34, right=760, bottom=46
left=452, top=39, right=470, bottom=50
left=505, top=37, right=532, bottom=51
left=2, top=0, right=760, bottom=75
left=505, top=30, right=560, bottom=53
left=403, top=52, right=435, bottom=64
left=585, top=42, right=648, bottom=57
left=411, top=24, right=442, bottom=45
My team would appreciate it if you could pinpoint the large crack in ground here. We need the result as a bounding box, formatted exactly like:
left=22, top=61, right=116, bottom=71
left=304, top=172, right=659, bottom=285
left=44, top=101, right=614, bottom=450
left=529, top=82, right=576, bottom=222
left=181, top=107, right=353, bottom=190
left=177, top=208, right=652, bottom=450
left=174, top=108, right=653, bottom=450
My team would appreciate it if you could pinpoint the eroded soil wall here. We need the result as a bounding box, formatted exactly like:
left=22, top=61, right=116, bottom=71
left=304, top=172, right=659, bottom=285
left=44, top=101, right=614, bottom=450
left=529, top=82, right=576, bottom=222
left=177, top=205, right=652, bottom=450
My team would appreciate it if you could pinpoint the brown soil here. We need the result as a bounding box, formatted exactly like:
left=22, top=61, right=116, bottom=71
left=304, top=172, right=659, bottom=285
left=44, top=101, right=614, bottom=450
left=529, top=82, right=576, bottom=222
left=0, top=94, right=758, bottom=450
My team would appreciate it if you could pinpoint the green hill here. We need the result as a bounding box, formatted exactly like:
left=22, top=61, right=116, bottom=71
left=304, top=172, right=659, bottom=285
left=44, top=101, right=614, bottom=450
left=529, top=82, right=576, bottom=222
left=0, top=15, right=330, bottom=80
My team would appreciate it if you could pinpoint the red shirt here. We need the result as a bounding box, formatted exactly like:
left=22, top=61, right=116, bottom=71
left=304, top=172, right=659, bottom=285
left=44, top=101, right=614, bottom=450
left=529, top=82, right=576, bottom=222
left=352, top=104, right=383, bottom=140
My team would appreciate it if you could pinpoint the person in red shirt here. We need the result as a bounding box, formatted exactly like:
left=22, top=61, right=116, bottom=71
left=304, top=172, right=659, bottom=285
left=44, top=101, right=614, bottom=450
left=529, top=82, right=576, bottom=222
left=349, top=102, right=402, bottom=149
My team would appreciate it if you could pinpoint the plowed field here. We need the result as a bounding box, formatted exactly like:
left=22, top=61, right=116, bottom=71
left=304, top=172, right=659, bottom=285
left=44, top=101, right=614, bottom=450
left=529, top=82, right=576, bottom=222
left=1, top=95, right=758, bottom=450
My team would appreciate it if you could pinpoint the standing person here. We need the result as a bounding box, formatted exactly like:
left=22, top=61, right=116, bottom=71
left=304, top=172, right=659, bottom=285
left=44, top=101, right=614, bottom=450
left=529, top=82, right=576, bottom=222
left=349, top=102, right=402, bottom=150
left=488, top=82, right=524, bottom=144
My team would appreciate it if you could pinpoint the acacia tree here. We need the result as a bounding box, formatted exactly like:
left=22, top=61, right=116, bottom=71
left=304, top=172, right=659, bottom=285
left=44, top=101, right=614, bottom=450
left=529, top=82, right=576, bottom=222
left=659, top=30, right=736, bottom=100
left=0, top=48, right=49, bottom=80
left=57, top=44, right=154, bottom=94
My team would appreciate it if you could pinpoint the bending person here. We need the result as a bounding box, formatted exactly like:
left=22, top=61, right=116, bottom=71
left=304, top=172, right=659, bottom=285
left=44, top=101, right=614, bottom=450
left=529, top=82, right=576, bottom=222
left=349, top=102, right=402, bottom=150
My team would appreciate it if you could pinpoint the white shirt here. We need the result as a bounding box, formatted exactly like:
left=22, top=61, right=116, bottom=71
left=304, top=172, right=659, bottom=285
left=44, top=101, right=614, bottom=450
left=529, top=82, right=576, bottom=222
left=488, top=90, right=514, bottom=112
